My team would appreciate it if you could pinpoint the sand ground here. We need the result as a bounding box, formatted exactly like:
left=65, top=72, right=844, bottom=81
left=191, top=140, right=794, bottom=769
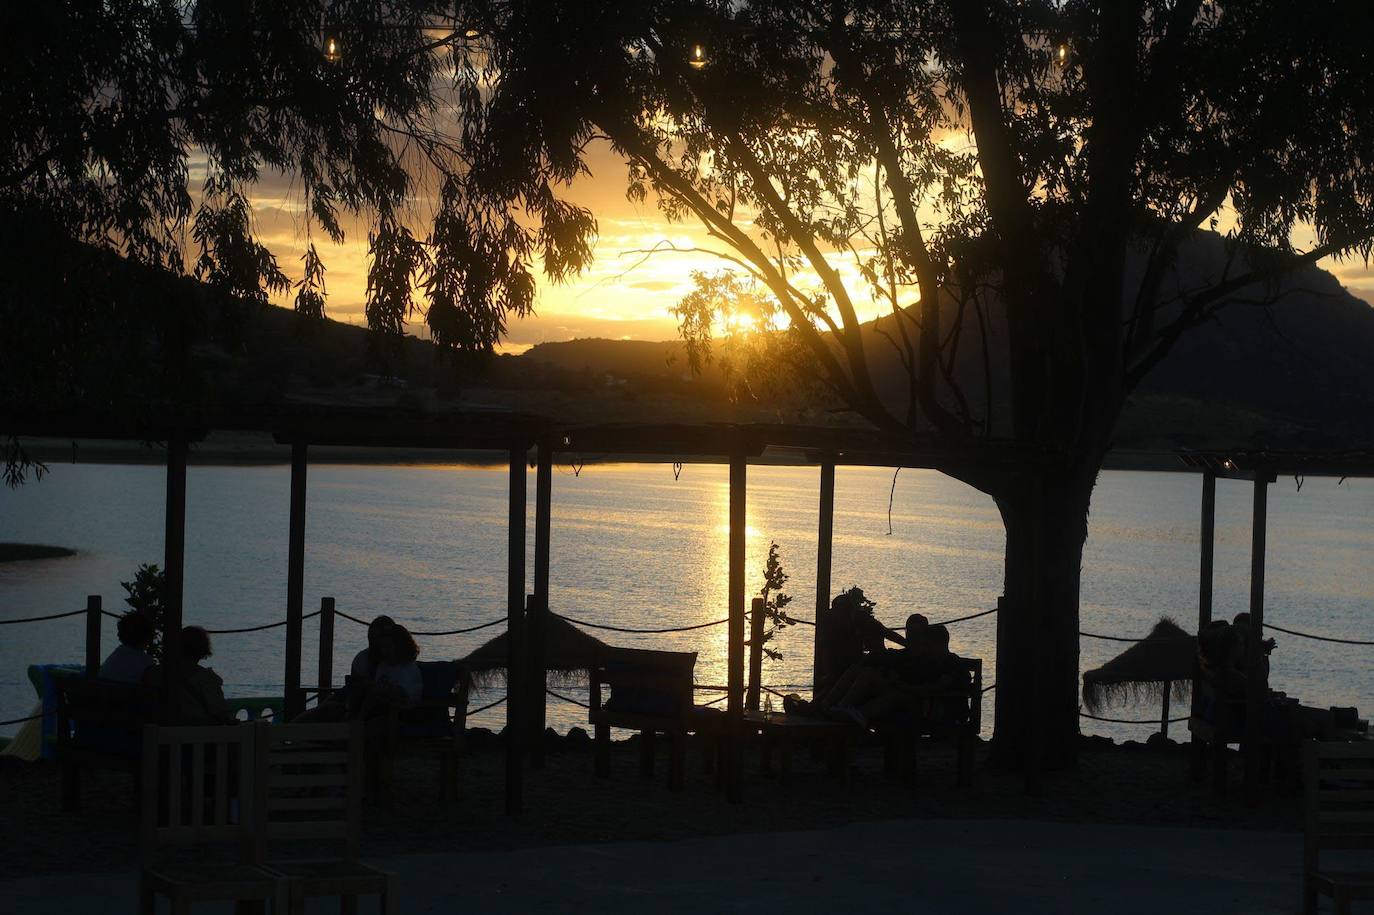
left=0, top=735, right=1313, bottom=912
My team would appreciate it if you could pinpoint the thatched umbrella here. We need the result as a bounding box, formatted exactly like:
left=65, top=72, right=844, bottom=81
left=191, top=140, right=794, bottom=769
left=1081, top=617, right=1197, bottom=723
left=460, top=615, right=617, bottom=691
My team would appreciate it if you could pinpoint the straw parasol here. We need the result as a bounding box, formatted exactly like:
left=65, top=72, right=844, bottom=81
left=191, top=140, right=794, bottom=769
left=460, top=615, right=616, bottom=691
left=1081, top=617, right=1197, bottom=714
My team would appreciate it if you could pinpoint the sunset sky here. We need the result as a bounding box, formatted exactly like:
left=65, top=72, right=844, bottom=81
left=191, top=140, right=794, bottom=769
left=246, top=140, right=1374, bottom=353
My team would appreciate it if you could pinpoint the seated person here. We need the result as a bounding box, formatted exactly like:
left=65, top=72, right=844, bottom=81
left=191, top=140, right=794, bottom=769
left=351, top=615, right=396, bottom=679
left=303, top=624, right=424, bottom=722
left=812, top=613, right=928, bottom=712
left=98, top=610, right=157, bottom=684
left=826, top=624, right=968, bottom=728
left=171, top=626, right=234, bottom=725
left=296, top=614, right=399, bottom=722
left=815, top=589, right=907, bottom=692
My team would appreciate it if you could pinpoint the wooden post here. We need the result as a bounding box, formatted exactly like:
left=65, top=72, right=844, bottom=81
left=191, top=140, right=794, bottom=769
left=161, top=433, right=188, bottom=722
left=1024, top=473, right=1044, bottom=798
left=1244, top=471, right=1272, bottom=802
left=1198, top=470, right=1216, bottom=629
left=84, top=595, right=102, bottom=676
left=318, top=597, right=335, bottom=699
left=813, top=459, right=835, bottom=700
left=747, top=597, right=765, bottom=712
left=1160, top=681, right=1171, bottom=740
left=284, top=441, right=308, bottom=720
left=505, top=447, right=527, bottom=816
left=530, top=440, right=553, bottom=768
left=726, top=453, right=747, bottom=803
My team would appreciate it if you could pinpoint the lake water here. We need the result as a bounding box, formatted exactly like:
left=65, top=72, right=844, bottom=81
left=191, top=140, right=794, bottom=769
left=2, top=461, right=1371, bottom=742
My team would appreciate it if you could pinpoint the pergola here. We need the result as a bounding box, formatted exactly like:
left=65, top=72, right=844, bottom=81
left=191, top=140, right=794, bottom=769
left=9, top=406, right=1372, bottom=808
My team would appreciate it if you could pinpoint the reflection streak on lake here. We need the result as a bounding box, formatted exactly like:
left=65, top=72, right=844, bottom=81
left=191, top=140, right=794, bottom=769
left=1, top=462, right=1371, bottom=741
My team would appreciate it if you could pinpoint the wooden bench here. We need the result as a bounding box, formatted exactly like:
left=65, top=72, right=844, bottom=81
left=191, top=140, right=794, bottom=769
left=873, top=656, right=983, bottom=788
left=1303, top=740, right=1374, bottom=914
left=589, top=648, right=722, bottom=790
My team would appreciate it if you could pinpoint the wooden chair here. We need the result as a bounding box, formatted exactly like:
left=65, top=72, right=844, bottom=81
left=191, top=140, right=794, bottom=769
left=57, top=677, right=160, bottom=811
left=138, top=723, right=286, bottom=914
left=254, top=720, right=397, bottom=914
left=589, top=649, right=707, bottom=790
left=1303, top=740, right=1374, bottom=915
left=876, top=657, right=983, bottom=788
left=365, top=660, right=470, bottom=802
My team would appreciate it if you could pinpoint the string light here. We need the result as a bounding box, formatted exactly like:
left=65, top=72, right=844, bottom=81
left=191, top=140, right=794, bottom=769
left=323, top=29, right=343, bottom=62
left=688, top=43, right=708, bottom=69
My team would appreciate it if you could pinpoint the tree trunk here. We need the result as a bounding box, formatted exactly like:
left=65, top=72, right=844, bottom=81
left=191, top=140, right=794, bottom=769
left=988, top=467, right=1096, bottom=770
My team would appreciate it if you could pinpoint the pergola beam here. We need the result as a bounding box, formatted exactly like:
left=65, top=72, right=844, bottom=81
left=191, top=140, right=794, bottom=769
left=284, top=441, right=309, bottom=719
left=505, top=446, right=527, bottom=816
left=726, top=453, right=747, bottom=804
left=161, top=433, right=188, bottom=722
left=813, top=458, right=836, bottom=699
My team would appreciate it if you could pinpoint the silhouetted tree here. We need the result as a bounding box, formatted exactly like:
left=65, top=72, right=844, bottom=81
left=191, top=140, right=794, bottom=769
left=0, top=1, right=594, bottom=389
left=443, top=0, right=1374, bottom=766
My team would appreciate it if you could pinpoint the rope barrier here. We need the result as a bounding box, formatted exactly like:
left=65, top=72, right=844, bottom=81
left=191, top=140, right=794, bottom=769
left=0, top=713, right=42, bottom=727
left=334, top=610, right=505, bottom=637
left=467, top=696, right=507, bottom=715
left=1262, top=622, right=1374, bottom=646
left=545, top=688, right=590, bottom=709
left=937, top=607, right=999, bottom=626
left=1080, top=710, right=1188, bottom=725
left=0, top=608, right=86, bottom=625
left=553, top=612, right=729, bottom=634
left=205, top=611, right=320, bottom=634
left=981, top=682, right=996, bottom=693
left=701, top=694, right=728, bottom=706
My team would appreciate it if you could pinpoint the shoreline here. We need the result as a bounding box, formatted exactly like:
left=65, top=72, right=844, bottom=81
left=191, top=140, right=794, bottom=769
left=13, top=433, right=1200, bottom=473
left=0, top=544, right=76, bottom=563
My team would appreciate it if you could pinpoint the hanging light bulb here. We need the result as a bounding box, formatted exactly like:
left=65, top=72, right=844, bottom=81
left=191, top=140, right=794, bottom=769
left=323, top=29, right=343, bottom=63
left=1056, top=43, right=1068, bottom=67
left=688, top=43, right=708, bottom=69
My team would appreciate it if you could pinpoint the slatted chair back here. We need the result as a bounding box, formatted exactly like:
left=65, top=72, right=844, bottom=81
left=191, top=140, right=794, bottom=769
left=139, top=724, right=256, bottom=864
left=1304, top=741, right=1374, bottom=867
left=253, top=721, right=364, bottom=863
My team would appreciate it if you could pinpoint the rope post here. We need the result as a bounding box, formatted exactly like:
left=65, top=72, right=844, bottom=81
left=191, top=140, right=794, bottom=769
left=813, top=458, right=835, bottom=700
left=284, top=440, right=309, bottom=720
left=747, top=597, right=765, bottom=712
left=530, top=439, right=553, bottom=769
left=505, top=447, right=527, bottom=817
left=84, top=595, right=102, bottom=676
left=318, top=597, right=335, bottom=698
left=726, top=453, right=747, bottom=804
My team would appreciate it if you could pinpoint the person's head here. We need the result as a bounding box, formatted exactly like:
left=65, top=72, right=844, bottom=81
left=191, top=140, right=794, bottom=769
left=904, top=613, right=929, bottom=646
left=117, top=610, right=155, bottom=650
left=1198, top=619, right=1234, bottom=664
left=383, top=624, right=419, bottom=664
left=367, top=615, right=396, bottom=654
left=1232, top=612, right=1251, bottom=630
left=925, top=624, right=951, bottom=653
left=180, top=626, right=212, bottom=664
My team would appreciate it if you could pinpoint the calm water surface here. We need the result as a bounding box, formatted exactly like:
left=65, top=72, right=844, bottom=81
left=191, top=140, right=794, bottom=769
left=2, top=461, right=1371, bottom=741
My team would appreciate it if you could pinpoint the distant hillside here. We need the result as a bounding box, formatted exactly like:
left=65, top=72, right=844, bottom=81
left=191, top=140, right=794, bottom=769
left=521, top=242, right=1374, bottom=452
left=7, top=229, right=1374, bottom=453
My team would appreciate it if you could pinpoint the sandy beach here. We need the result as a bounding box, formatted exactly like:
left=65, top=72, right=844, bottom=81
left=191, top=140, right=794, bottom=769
left=0, top=734, right=1298, bottom=885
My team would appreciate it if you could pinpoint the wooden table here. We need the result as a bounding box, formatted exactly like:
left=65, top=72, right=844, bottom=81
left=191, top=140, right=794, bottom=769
left=743, top=711, right=854, bottom=785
